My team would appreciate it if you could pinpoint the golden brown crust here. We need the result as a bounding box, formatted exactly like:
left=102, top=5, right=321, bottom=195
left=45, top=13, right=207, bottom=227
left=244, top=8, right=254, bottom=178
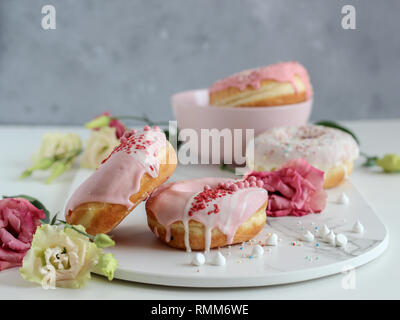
left=323, top=161, right=354, bottom=189
left=146, top=201, right=267, bottom=251
left=66, top=141, right=177, bottom=235
left=209, top=78, right=307, bottom=107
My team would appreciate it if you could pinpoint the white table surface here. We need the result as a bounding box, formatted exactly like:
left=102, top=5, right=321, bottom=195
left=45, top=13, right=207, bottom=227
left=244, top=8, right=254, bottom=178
left=0, top=119, right=399, bottom=300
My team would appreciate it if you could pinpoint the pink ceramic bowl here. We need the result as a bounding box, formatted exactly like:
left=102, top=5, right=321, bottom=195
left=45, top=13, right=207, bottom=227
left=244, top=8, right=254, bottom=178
left=171, top=89, right=312, bottom=163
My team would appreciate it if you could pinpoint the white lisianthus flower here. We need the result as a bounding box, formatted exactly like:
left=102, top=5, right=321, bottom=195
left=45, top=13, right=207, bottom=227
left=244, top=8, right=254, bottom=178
left=35, top=133, right=82, bottom=161
left=80, top=127, right=119, bottom=170
left=20, top=224, right=103, bottom=289
left=20, top=132, right=82, bottom=183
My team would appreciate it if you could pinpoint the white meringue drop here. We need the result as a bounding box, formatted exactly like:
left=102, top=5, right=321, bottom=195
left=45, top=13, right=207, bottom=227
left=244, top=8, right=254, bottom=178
left=300, top=230, right=315, bottom=242
left=336, top=192, right=350, bottom=205
left=191, top=253, right=205, bottom=266
left=323, top=231, right=336, bottom=245
left=251, top=245, right=264, bottom=258
left=336, top=233, right=348, bottom=247
left=352, top=220, right=364, bottom=233
left=265, top=233, right=278, bottom=246
left=318, top=225, right=330, bottom=238
left=211, top=251, right=226, bottom=266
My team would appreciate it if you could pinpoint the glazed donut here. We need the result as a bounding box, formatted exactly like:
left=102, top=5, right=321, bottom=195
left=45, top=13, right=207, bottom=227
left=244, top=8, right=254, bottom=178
left=209, top=61, right=313, bottom=107
left=65, top=126, right=177, bottom=235
left=246, top=125, right=359, bottom=189
left=145, top=177, right=268, bottom=252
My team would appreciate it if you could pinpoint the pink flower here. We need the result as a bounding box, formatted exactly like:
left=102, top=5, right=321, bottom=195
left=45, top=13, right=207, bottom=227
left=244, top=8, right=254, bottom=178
left=0, top=198, right=45, bottom=271
left=245, top=159, right=327, bottom=217
left=100, top=111, right=126, bottom=139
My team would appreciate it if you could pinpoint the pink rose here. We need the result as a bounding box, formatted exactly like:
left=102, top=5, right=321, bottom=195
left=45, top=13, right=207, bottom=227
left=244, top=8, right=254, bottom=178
left=101, top=111, right=126, bottom=139
left=245, top=159, right=327, bottom=217
left=0, top=198, right=45, bottom=271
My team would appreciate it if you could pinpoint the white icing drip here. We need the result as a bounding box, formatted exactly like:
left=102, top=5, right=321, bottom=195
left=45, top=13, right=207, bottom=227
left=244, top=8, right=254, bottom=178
left=204, top=225, right=212, bottom=253
left=165, top=228, right=171, bottom=243
left=182, top=192, right=199, bottom=252
left=343, top=164, right=349, bottom=179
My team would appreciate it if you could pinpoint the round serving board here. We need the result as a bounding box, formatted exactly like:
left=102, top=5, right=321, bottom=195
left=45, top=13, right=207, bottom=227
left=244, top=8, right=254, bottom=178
left=67, top=165, right=388, bottom=288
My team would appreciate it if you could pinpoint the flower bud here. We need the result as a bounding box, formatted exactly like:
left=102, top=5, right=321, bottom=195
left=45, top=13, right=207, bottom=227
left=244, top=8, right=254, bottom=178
left=376, top=154, right=400, bottom=173
left=94, top=233, right=115, bottom=248
left=85, top=115, right=111, bottom=130
left=96, top=253, right=118, bottom=281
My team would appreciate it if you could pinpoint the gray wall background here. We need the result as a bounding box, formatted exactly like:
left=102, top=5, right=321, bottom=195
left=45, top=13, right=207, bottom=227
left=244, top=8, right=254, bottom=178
left=0, top=0, right=399, bottom=125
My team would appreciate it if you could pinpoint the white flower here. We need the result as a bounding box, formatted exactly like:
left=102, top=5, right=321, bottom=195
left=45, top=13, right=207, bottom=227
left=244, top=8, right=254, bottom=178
left=20, top=224, right=103, bottom=289
left=34, top=132, right=82, bottom=161
left=80, top=127, right=119, bottom=169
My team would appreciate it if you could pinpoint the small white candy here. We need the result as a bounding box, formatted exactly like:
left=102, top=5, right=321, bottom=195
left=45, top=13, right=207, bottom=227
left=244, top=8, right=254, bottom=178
left=251, top=245, right=264, bottom=258
left=265, top=233, right=278, bottom=246
left=191, top=253, right=205, bottom=266
left=211, top=251, right=226, bottom=266
left=323, top=231, right=336, bottom=245
left=336, top=192, right=350, bottom=205
left=300, top=230, right=315, bottom=242
left=352, top=220, right=364, bottom=233
left=336, top=233, right=348, bottom=247
left=318, top=225, right=330, bottom=238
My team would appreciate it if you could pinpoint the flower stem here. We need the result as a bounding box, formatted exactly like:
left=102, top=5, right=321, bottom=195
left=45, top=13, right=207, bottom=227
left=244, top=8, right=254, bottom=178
left=56, top=220, right=95, bottom=240
left=359, top=151, right=378, bottom=167
left=114, top=116, right=169, bottom=126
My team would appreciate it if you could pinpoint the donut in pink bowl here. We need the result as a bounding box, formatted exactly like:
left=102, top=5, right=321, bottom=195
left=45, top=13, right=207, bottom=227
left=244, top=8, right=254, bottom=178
left=171, top=61, right=313, bottom=164
left=171, top=89, right=313, bottom=164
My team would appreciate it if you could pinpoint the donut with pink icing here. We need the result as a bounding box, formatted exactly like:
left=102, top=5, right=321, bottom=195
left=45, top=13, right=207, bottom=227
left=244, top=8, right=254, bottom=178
left=209, top=61, right=313, bottom=107
left=146, top=177, right=268, bottom=252
left=246, top=125, right=359, bottom=188
left=65, top=126, right=177, bottom=235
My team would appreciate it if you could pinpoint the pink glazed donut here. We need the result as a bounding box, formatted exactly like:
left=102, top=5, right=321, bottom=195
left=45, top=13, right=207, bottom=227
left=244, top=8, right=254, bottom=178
left=146, top=177, right=268, bottom=251
left=209, top=61, right=313, bottom=107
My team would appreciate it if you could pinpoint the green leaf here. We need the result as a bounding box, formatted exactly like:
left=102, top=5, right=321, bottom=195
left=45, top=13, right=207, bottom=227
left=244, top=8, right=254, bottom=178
left=315, top=120, right=360, bottom=145
left=50, top=212, right=59, bottom=225
left=2, top=194, right=50, bottom=224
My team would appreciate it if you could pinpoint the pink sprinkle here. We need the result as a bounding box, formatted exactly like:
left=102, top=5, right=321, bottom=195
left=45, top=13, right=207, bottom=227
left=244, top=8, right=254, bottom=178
left=248, top=176, right=257, bottom=183
left=230, top=184, right=239, bottom=191
left=236, top=181, right=244, bottom=189
left=256, top=180, right=264, bottom=188
left=244, top=181, right=250, bottom=188
left=143, top=125, right=151, bottom=131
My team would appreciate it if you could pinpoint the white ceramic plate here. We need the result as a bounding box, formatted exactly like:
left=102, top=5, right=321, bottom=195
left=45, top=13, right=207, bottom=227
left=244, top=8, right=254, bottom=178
left=66, top=165, right=388, bottom=288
